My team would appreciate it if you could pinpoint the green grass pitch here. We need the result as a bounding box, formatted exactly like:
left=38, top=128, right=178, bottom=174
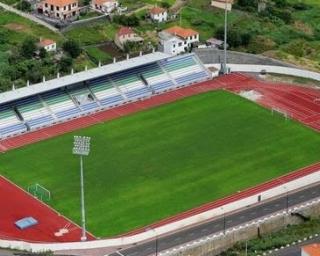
left=0, top=90, right=319, bottom=237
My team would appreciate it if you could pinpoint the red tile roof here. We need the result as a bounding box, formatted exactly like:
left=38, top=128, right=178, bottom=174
left=117, top=26, right=134, bottom=37
left=164, top=26, right=198, bottom=39
left=302, top=244, right=320, bottom=256
left=39, top=39, right=56, bottom=47
left=149, top=6, right=166, bottom=15
left=92, top=0, right=116, bottom=6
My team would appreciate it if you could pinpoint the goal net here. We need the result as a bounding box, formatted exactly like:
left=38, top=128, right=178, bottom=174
left=28, top=183, right=51, bottom=202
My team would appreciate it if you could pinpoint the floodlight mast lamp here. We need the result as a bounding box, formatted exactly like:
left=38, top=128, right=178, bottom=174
left=222, top=0, right=228, bottom=74
left=73, top=136, right=91, bottom=242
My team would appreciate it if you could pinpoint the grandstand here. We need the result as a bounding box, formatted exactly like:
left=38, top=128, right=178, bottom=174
left=0, top=53, right=211, bottom=138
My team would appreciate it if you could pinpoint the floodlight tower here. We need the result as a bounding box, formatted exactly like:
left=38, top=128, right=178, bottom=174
left=221, top=0, right=228, bottom=74
left=73, top=136, right=91, bottom=241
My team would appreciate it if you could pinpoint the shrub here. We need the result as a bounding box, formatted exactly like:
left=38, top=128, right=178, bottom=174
left=62, top=39, right=81, bottom=58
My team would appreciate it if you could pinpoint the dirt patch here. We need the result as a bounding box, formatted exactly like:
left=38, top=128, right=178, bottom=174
left=4, top=23, right=28, bottom=31
left=98, top=41, right=124, bottom=58
left=293, top=21, right=314, bottom=36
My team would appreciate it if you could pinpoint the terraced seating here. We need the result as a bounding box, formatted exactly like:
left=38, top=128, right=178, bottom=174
left=41, top=89, right=80, bottom=120
left=160, top=54, right=209, bottom=87
left=69, top=86, right=99, bottom=112
left=110, top=70, right=151, bottom=99
left=0, top=106, right=26, bottom=136
left=151, top=80, right=175, bottom=92
left=140, top=63, right=172, bottom=91
left=16, top=96, right=53, bottom=128
left=89, top=76, right=124, bottom=106
left=0, top=54, right=211, bottom=138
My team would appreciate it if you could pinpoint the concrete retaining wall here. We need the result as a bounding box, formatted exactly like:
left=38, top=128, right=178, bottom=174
left=205, top=64, right=320, bottom=82
left=167, top=199, right=320, bottom=256
left=0, top=169, right=319, bottom=252
left=194, top=49, right=295, bottom=67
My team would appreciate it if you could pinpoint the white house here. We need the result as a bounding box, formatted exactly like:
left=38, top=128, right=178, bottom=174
left=91, top=0, right=118, bottom=13
left=158, top=26, right=199, bottom=55
left=149, top=6, right=167, bottom=22
left=38, top=38, right=57, bottom=52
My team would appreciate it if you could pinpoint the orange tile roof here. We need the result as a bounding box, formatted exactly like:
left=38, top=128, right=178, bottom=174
left=117, top=26, right=134, bottom=37
left=164, top=26, right=198, bottom=39
left=149, top=6, right=166, bottom=15
left=92, top=0, right=116, bottom=5
left=302, top=244, right=320, bottom=256
left=39, top=39, right=56, bottom=47
left=212, top=0, right=233, bottom=3
left=43, top=0, right=77, bottom=7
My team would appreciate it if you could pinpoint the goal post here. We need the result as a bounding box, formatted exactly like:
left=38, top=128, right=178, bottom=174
left=28, top=183, right=51, bottom=202
left=271, top=107, right=290, bottom=121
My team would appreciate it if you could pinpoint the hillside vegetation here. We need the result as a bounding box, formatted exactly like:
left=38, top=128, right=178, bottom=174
left=0, top=0, right=319, bottom=93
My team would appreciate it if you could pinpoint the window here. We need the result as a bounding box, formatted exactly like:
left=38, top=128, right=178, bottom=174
left=178, top=42, right=182, bottom=47
left=184, top=41, right=187, bottom=45
left=56, top=12, right=59, bottom=17
left=173, top=44, right=176, bottom=48
left=64, top=5, right=66, bottom=10
left=194, top=35, right=197, bottom=39
left=45, top=3, right=48, bottom=7
left=56, top=6, right=59, bottom=10
left=50, top=5, right=53, bottom=11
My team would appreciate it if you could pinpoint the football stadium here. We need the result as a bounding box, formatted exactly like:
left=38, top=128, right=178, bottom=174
left=0, top=52, right=320, bottom=245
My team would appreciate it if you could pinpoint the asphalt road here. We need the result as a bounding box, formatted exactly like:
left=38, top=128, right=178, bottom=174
left=108, top=183, right=320, bottom=256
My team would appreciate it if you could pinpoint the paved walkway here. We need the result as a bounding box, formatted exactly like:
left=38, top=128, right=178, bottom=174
left=0, top=2, right=60, bottom=33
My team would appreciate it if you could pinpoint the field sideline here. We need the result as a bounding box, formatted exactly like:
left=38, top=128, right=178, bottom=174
left=0, top=90, right=319, bottom=237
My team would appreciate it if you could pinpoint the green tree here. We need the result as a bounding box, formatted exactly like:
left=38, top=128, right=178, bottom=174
left=160, top=1, right=171, bottom=9
left=39, top=48, right=48, bottom=59
left=62, top=40, right=81, bottom=58
left=18, top=0, right=32, bottom=12
left=59, top=56, right=73, bottom=73
left=20, top=37, right=37, bottom=58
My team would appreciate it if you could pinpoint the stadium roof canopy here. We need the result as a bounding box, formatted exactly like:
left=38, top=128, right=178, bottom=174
left=0, top=52, right=171, bottom=105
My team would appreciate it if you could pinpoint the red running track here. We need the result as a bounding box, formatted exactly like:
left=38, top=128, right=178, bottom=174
left=0, top=176, right=95, bottom=242
left=0, top=73, right=319, bottom=242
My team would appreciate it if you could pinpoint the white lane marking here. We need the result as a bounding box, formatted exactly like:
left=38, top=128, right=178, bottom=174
left=116, top=251, right=125, bottom=256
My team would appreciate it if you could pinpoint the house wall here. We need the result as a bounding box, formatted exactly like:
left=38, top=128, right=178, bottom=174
left=43, top=1, right=79, bottom=20
left=161, top=38, right=185, bottom=55
left=44, top=43, right=56, bottom=52
left=151, top=11, right=167, bottom=22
